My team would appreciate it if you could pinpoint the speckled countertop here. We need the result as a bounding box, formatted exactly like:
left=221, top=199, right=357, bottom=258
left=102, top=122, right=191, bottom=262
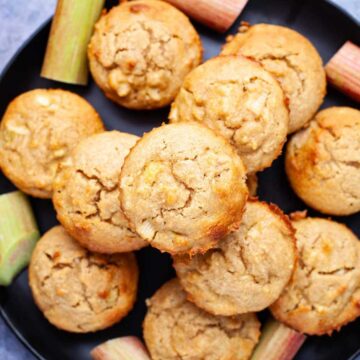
left=0, top=0, right=359, bottom=359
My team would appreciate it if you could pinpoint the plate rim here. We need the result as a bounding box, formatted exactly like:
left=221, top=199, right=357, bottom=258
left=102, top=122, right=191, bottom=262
left=0, top=1, right=359, bottom=359
left=0, top=17, right=51, bottom=360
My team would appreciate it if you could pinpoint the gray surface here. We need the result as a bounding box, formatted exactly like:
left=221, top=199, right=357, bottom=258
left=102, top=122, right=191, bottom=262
left=0, top=0, right=359, bottom=359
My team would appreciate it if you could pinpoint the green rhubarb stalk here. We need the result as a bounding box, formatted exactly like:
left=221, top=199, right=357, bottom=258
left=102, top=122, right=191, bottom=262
left=0, top=191, right=40, bottom=286
left=41, top=0, right=105, bottom=85
left=251, top=319, right=306, bottom=360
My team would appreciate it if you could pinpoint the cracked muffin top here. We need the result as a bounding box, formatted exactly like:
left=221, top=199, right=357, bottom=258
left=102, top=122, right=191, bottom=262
left=53, top=131, right=147, bottom=253
left=169, top=56, right=289, bottom=173
left=0, top=89, right=104, bottom=198
left=29, top=226, right=138, bottom=333
left=88, top=0, right=202, bottom=110
left=143, top=279, right=261, bottom=360
left=173, top=200, right=296, bottom=315
left=271, top=216, right=360, bottom=335
left=119, top=123, right=248, bottom=255
left=221, top=24, right=326, bottom=133
left=286, top=107, right=360, bottom=216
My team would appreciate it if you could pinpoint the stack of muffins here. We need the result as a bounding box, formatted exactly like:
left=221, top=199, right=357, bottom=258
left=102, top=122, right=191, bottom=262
left=0, top=0, right=360, bottom=359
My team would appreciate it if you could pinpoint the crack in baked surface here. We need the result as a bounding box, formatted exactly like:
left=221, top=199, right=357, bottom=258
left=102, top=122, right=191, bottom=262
left=169, top=56, right=289, bottom=173
left=270, top=217, right=360, bottom=335
left=174, top=200, right=296, bottom=315
left=29, top=226, right=138, bottom=333
left=120, top=123, right=248, bottom=255
left=143, top=279, right=261, bottom=360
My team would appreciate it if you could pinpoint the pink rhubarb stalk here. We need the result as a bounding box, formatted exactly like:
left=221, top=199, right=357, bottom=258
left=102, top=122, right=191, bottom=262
left=325, top=41, right=360, bottom=102
left=91, top=336, right=150, bottom=360
left=163, top=0, right=249, bottom=33
left=251, top=319, right=306, bottom=360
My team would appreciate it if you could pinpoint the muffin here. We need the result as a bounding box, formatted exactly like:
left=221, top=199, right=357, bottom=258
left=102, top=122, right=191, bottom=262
left=221, top=23, right=326, bottom=133
left=271, top=216, right=360, bottom=335
left=286, top=107, right=360, bottom=216
left=88, top=0, right=202, bottom=110
left=0, top=89, right=104, bottom=198
left=53, top=131, right=147, bottom=253
left=119, top=123, right=248, bottom=255
left=143, top=279, right=261, bottom=360
left=169, top=56, right=289, bottom=173
left=29, top=226, right=138, bottom=333
left=174, top=200, right=296, bottom=315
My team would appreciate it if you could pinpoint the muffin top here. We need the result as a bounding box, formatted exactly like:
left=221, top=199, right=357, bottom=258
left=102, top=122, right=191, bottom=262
left=53, top=131, right=147, bottom=253
left=170, top=55, right=289, bottom=173
left=271, top=216, right=360, bottom=335
left=143, top=279, right=261, bottom=360
left=119, top=123, right=248, bottom=255
left=0, top=89, right=104, bottom=198
left=88, top=0, right=202, bottom=110
left=29, top=226, right=138, bottom=333
left=174, top=200, right=296, bottom=315
left=286, top=107, right=360, bottom=216
left=221, top=23, right=326, bottom=133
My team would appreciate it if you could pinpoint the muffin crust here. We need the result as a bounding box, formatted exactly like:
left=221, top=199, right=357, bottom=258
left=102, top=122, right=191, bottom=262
left=0, top=89, right=104, bottom=198
left=53, top=131, right=147, bottom=253
left=221, top=24, right=326, bottom=133
left=271, top=217, right=360, bottom=335
left=29, top=226, right=138, bottom=333
left=286, top=107, right=360, bottom=216
left=88, top=0, right=202, bottom=109
left=174, top=200, right=296, bottom=315
left=247, top=173, right=258, bottom=196
left=119, top=123, right=248, bottom=255
left=170, top=56, right=289, bottom=173
left=143, top=279, right=261, bottom=360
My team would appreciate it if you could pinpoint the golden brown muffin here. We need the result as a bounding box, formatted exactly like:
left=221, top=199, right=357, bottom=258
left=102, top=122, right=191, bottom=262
left=271, top=216, right=360, bottom=335
left=53, top=131, right=147, bottom=253
left=88, top=0, right=202, bottom=110
left=174, top=200, right=296, bottom=315
left=286, top=107, right=360, bottom=216
left=221, top=23, right=326, bottom=133
left=143, top=279, right=261, bottom=360
left=29, top=226, right=138, bottom=333
left=0, top=89, right=104, bottom=198
left=169, top=55, right=289, bottom=173
left=247, top=173, right=258, bottom=196
left=119, top=123, right=248, bottom=255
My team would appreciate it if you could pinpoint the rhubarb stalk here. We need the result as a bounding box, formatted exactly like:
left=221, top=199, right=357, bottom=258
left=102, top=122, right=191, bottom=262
left=325, top=41, right=360, bottom=102
left=41, top=0, right=105, bottom=85
left=91, top=336, right=150, bottom=360
left=251, top=319, right=306, bottom=360
left=163, top=0, right=248, bottom=32
left=0, top=191, right=40, bottom=286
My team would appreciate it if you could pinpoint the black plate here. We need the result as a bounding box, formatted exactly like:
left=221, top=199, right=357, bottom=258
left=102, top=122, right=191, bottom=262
left=0, top=0, right=360, bottom=359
